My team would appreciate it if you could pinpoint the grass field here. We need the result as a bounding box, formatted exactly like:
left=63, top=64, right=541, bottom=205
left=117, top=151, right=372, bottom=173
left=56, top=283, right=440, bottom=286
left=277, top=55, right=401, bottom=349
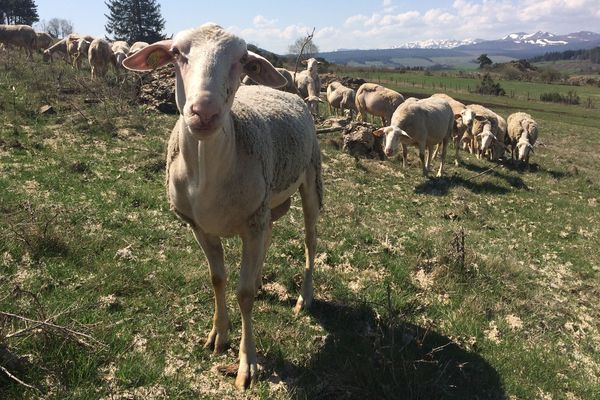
left=1, top=54, right=600, bottom=399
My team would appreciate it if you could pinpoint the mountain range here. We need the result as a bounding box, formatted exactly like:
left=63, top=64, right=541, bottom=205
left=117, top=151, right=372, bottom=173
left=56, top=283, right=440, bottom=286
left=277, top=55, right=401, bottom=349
left=317, top=31, right=600, bottom=69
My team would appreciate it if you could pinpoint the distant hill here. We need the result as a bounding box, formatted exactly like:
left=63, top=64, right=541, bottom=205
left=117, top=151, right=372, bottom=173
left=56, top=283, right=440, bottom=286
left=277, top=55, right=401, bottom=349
left=317, top=31, right=600, bottom=69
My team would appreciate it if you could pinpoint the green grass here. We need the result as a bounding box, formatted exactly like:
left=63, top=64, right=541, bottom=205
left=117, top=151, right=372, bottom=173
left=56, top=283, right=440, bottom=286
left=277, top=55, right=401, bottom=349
left=1, top=53, right=600, bottom=399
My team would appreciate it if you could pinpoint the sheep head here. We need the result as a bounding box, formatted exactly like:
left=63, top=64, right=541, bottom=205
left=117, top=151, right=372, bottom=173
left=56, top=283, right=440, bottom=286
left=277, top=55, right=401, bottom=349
left=123, top=23, right=286, bottom=140
left=373, top=126, right=411, bottom=157
left=517, top=137, right=534, bottom=162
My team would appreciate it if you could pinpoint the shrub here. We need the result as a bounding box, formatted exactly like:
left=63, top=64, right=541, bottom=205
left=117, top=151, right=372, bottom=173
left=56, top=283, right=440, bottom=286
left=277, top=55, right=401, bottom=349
left=475, top=73, right=506, bottom=96
left=539, top=91, right=580, bottom=105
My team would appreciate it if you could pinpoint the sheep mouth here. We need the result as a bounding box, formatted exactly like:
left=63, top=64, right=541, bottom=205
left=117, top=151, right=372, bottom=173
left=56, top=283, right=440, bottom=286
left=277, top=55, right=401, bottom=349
left=185, top=115, right=223, bottom=137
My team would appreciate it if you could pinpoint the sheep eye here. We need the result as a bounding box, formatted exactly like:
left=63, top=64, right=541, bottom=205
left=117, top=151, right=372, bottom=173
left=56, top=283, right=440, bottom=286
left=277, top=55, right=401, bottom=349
left=246, top=62, right=260, bottom=73
left=171, top=47, right=180, bottom=56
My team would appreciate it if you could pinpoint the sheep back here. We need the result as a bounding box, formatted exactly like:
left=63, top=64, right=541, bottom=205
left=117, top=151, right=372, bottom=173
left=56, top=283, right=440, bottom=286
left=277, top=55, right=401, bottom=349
left=392, top=97, right=453, bottom=145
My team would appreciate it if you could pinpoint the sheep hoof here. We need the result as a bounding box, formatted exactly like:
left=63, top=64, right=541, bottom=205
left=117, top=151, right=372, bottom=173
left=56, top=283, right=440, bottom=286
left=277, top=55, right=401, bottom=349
left=204, top=329, right=229, bottom=354
left=235, top=362, right=257, bottom=391
left=293, top=295, right=312, bottom=316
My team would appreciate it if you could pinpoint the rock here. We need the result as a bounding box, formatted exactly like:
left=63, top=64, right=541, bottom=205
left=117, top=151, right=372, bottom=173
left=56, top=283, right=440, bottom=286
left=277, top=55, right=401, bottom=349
left=38, top=104, right=55, bottom=115
left=342, top=122, right=384, bottom=160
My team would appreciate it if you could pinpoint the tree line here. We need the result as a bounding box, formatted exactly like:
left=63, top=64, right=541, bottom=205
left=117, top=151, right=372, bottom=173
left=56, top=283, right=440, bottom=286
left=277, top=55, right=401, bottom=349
left=0, top=0, right=38, bottom=25
left=530, top=47, right=600, bottom=64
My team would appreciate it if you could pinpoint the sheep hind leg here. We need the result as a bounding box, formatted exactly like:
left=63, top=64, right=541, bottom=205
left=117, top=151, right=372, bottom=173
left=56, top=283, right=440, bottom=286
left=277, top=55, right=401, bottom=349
left=437, top=138, right=449, bottom=177
left=419, top=144, right=428, bottom=176
left=192, top=228, right=230, bottom=354
left=295, top=167, right=320, bottom=315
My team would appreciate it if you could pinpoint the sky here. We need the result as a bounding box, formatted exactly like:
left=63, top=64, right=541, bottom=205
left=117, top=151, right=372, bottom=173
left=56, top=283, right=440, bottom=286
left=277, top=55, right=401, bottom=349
left=34, top=0, right=600, bottom=53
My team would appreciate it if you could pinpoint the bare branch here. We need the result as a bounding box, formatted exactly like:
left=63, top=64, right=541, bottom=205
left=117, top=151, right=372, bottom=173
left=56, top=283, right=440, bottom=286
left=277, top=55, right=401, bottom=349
left=293, top=28, right=316, bottom=81
left=0, top=365, right=40, bottom=393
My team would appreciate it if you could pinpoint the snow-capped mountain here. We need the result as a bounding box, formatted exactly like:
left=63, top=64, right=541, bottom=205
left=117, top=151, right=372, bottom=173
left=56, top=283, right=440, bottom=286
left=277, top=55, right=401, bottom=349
left=394, top=38, right=482, bottom=49
left=395, top=31, right=600, bottom=50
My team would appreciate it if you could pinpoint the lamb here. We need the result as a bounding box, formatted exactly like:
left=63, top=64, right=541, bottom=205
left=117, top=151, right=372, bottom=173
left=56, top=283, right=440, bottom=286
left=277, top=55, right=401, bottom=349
left=0, top=24, right=36, bottom=59
left=123, top=23, right=322, bottom=390
left=466, top=104, right=507, bottom=161
left=111, top=40, right=130, bottom=67
left=43, top=38, right=68, bottom=62
left=507, top=112, right=539, bottom=168
left=88, top=38, right=116, bottom=79
left=355, top=83, right=404, bottom=126
left=128, top=41, right=149, bottom=55
left=326, top=81, right=357, bottom=118
left=373, top=96, right=453, bottom=177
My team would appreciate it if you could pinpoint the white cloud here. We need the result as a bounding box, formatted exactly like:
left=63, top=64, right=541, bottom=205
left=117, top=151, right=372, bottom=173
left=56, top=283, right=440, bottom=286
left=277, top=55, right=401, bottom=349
left=252, top=15, right=277, bottom=28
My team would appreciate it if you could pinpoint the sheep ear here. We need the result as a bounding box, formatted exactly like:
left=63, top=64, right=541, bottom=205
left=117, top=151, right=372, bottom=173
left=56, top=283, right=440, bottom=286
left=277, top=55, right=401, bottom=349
left=244, top=51, right=287, bottom=88
left=123, top=40, right=173, bottom=71
left=372, top=128, right=385, bottom=137
left=301, top=59, right=308, bottom=65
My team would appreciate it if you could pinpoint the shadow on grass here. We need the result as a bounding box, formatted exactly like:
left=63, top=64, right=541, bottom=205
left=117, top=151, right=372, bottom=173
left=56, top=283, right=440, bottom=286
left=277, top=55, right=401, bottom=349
left=264, top=299, right=505, bottom=400
left=414, top=160, right=530, bottom=196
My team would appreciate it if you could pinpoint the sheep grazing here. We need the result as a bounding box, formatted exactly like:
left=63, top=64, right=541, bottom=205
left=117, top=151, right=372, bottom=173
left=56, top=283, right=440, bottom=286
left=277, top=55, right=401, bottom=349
left=123, top=23, right=322, bottom=390
left=111, top=40, right=130, bottom=67
left=128, top=41, right=149, bottom=55
left=327, top=81, right=357, bottom=118
left=294, top=58, right=322, bottom=116
left=466, top=104, right=507, bottom=161
left=373, top=96, right=453, bottom=177
left=43, top=38, right=68, bottom=62
left=0, top=24, right=36, bottom=59
left=66, top=33, right=94, bottom=68
left=507, top=112, right=539, bottom=167
left=35, top=32, right=53, bottom=52
left=88, top=38, right=116, bottom=79
left=355, top=83, right=404, bottom=126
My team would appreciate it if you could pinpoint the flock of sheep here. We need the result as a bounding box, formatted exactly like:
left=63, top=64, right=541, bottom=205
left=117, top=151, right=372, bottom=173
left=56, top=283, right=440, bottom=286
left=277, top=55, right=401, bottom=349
left=2, top=22, right=541, bottom=391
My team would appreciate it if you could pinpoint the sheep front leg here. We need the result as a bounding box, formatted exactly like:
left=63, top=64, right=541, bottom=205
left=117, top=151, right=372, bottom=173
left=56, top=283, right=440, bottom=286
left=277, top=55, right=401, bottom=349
left=401, top=144, right=408, bottom=168
left=192, top=228, right=230, bottom=354
left=236, top=232, right=266, bottom=390
left=437, top=138, right=449, bottom=177
left=419, top=143, right=428, bottom=176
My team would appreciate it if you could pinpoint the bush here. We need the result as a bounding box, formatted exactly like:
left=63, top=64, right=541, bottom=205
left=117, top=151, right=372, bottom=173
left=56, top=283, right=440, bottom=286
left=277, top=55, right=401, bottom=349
left=475, top=73, right=506, bottom=96
left=539, top=91, right=580, bottom=105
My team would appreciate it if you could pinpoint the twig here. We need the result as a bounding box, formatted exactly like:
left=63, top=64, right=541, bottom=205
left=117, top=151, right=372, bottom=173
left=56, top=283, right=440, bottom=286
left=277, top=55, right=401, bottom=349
left=292, top=28, right=316, bottom=82
left=463, top=162, right=502, bottom=181
left=316, top=126, right=344, bottom=134
left=0, top=311, right=106, bottom=349
left=0, top=365, right=40, bottom=393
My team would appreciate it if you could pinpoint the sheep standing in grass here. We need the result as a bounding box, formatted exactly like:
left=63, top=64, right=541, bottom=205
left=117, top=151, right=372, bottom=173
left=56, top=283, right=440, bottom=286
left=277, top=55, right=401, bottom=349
left=507, top=112, right=538, bottom=168
left=373, top=96, right=453, bottom=177
left=327, top=81, right=357, bottom=118
left=111, top=40, right=130, bottom=68
left=432, top=93, right=473, bottom=164
left=355, top=83, right=404, bottom=126
left=88, top=38, right=116, bottom=79
left=35, top=32, right=53, bottom=52
left=467, top=104, right=507, bottom=161
left=0, top=24, right=36, bottom=59
left=123, top=23, right=322, bottom=390
left=294, top=58, right=322, bottom=116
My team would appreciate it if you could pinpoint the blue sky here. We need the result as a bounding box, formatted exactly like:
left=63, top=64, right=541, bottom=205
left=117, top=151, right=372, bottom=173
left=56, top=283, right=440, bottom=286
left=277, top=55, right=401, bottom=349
left=34, top=1, right=600, bottom=53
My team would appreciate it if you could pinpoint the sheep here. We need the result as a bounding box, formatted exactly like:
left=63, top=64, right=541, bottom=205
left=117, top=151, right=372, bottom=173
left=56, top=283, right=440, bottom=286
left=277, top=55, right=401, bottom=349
left=88, top=38, right=116, bottom=79
left=355, top=83, right=404, bottom=126
left=43, top=38, right=67, bottom=62
left=75, top=38, right=92, bottom=68
left=128, top=41, right=149, bottom=55
left=294, top=58, right=322, bottom=116
left=35, top=32, right=53, bottom=52
left=466, top=104, right=507, bottom=161
left=122, top=23, right=322, bottom=391
left=431, top=93, right=474, bottom=164
left=326, top=81, right=357, bottom=118
left=0, top=24, right=36, bottom=59
left=66, top=33, right=94, bottom=68
left=507, top=112, right=539, bottom=168
left=373, top=96, right=453, bottom=177
left=242, top=68, right=299, bottom=95
left=111, top=40, right=130, bottom=67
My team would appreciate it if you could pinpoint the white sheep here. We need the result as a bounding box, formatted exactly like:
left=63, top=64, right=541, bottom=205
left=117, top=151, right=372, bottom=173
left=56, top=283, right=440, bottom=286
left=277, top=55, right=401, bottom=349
left=111, top=40, right=130, bottom=67
left=0, top=24, right=36, bottom=59
left=66, top=33, right=95, bottom=69
left=294, top=58, right=322, bottom=116
left=88, top=38, right=116, bottom=79
left=507, top=112, right=539, bottom=167
left=466, top=104, right=507, bottom=161
left=373, top=96, right=453, bottom=177
left=431, top=93, right=474, bottom=164
left=355, top=83, right=404, bottom=126
left=326, top=81, right=357, bottom=118
left=123, top=23, right=322, bottom=391
left=128, top=41, right=149, bottom=55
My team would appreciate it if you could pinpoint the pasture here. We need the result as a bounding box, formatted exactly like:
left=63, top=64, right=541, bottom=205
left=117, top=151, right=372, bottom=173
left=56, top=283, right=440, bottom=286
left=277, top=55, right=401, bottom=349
left=1, top=53, right=600, bottom=399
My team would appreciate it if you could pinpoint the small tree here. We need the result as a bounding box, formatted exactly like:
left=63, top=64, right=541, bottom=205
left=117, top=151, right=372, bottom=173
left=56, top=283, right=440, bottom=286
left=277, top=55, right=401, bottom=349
left=0, top=0, right=39, bottom=25
left=105, top=0, right=165, bottom=43
left=477, top=53, right=493, bottom=69
left=288, top=36, right=319, bottom=60
left=476, top=73, right=505, bottom=96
